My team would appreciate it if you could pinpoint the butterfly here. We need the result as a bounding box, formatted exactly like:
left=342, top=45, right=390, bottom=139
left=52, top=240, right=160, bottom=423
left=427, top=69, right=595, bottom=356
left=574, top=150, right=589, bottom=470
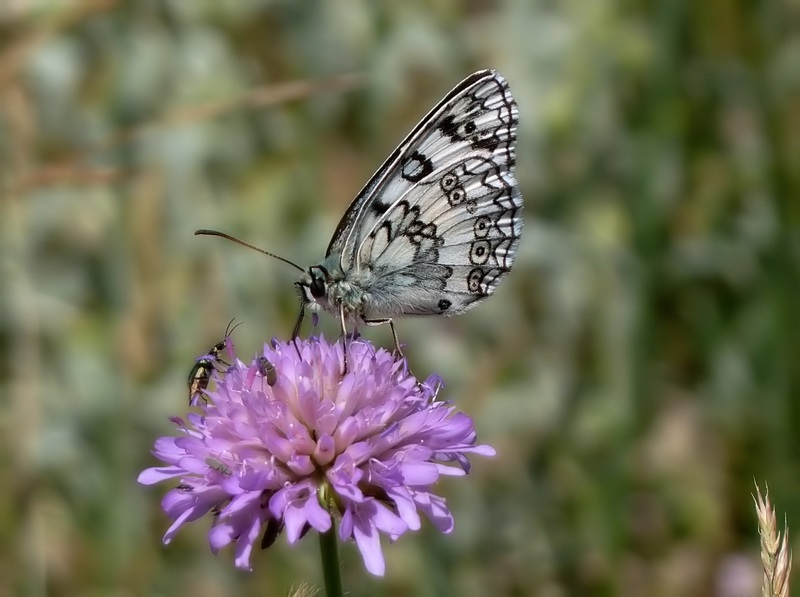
left=197, top=69, right=522, bottom=354
left=187, top=318, right=241, bottom=405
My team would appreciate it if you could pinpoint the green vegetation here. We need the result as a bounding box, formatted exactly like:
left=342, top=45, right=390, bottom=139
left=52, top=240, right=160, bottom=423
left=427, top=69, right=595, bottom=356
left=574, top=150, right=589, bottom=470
left=0, top=1, right=797, bottom=595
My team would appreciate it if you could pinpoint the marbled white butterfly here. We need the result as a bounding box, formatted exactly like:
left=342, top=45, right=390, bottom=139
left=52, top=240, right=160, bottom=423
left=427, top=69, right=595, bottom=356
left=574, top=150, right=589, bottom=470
left=197, top=69, right=522, bottom=352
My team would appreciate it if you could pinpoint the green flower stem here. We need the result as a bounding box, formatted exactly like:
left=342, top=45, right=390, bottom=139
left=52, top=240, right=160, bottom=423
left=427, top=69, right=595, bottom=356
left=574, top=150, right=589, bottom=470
left=319, top=522, right=343, bottom=597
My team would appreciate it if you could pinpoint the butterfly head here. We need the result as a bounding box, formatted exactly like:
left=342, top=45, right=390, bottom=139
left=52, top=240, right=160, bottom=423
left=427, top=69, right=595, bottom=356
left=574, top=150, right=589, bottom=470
left=296, top=265, right=330, bottom=310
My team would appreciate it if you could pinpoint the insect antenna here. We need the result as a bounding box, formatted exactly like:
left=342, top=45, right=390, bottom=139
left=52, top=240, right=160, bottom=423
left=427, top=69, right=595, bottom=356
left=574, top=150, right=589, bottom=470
left=195, top=229, right=306, bottom=273
left=223, top=317, right=245, bottom=338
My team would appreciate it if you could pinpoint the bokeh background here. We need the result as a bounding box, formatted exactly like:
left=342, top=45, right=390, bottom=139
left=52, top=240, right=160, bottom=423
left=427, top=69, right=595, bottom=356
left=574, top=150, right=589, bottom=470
left=1, top=1, right=798, bottom=595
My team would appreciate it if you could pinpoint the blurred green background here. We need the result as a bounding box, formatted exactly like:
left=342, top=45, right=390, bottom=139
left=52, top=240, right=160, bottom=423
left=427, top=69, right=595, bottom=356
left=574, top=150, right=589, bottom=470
left=1, top=0, right=798, bottom=595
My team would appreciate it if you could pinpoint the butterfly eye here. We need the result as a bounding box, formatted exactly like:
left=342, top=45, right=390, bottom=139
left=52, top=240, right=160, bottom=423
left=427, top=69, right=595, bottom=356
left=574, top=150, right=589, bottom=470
left=310, top=274, right=327, bottom=299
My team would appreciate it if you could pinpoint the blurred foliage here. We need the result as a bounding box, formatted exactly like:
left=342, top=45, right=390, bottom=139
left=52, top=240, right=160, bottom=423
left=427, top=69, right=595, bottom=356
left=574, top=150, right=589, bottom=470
left=1, top=0, right=798, bottom=595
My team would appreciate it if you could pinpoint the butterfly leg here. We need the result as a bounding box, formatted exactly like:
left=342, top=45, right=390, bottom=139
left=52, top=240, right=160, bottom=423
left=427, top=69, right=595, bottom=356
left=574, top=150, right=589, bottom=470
left=292, top=303, right=306, bottom=338
left=338, top=302, right=350, bottom=373
left=291, top=303, right=305, bottom=358
left=362, top=317, right=403, bottom=358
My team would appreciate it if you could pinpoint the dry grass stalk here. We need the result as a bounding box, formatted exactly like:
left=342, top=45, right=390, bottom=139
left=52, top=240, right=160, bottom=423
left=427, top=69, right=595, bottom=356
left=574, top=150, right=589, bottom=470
left=288, top=582, right=319, bottom=597
left=754, top=483, right=792, bottom=597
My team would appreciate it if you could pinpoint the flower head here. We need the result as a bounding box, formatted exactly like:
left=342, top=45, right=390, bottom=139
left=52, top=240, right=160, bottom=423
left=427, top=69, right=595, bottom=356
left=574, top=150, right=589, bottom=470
left=138, top=336, right=495, bottom=576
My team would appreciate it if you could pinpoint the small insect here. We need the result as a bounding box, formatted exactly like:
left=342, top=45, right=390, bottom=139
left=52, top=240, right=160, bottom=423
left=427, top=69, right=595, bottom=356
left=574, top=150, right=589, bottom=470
left=187, top=318, right=242, bottom=405
left=197, top=70, right=522, bottom=354
left=255, top=356, right=278, bottom=387
left=205, top=457, right=232, bottom=476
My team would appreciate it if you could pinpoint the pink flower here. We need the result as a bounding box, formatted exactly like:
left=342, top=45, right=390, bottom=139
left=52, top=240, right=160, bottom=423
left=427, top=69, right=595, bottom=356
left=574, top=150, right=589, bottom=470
left=138, top=336, right=495, bottom=576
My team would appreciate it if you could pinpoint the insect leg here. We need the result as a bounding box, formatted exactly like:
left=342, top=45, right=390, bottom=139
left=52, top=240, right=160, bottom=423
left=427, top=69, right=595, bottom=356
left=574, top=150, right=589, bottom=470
left=362, top=317, right=403, bottom=357
left=338, top=302, right=349, bottom=372
left=292, top=304, right=305, bottom=339
left=291, top=303, right=305, bottom=358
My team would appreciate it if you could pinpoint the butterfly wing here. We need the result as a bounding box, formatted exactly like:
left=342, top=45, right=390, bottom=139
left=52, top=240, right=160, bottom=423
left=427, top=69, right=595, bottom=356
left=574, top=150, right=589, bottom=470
left=329, top=70, right=522, bottom=317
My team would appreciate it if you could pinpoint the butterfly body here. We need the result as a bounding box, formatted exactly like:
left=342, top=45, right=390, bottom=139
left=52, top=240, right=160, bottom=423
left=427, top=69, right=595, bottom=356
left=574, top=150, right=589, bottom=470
left=297, top=260, right=366, bottom=319
left=300, top=256, right=452, bottom=322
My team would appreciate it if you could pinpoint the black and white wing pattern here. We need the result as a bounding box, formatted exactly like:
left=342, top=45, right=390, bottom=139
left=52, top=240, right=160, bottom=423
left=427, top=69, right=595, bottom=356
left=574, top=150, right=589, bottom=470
left=326, top=70, right=522, bottom=318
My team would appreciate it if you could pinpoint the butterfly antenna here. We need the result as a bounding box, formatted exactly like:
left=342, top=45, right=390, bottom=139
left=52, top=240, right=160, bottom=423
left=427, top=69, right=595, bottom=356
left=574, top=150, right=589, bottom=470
left=195, top=229, right=306, bottom=273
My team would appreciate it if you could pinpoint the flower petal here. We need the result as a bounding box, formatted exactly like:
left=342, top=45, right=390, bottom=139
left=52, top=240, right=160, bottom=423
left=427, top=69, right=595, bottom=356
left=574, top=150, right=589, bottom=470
left=137, top=466, right=184, bottom=485
left=352, top=515, right=385, bottom=576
